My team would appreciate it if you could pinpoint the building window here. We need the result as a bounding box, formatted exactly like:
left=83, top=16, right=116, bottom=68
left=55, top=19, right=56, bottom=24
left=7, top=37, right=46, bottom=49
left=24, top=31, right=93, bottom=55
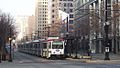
left=52, top=10, right=54, bottom=12
left=64, top=8, right=66, bottom=12
left=45, top=2, right=47, bottom=4
left=70, top=14, right=73, bottom=18
left=52, top=15, right=54, bottom=18
left=64, top=3, right=66, bottom=7
left=70, top=9, right=73, bottom=12
left=70, top=3, right=73, bottom=7
left=52, top=4, right=54, bottom=7
left=44, top=21, right=46, bottom=23
left=45, top=18, right=47, bottom=20
left=69, top=20, right=73, bottom=24
left=52, top=21, right=54, bottom=23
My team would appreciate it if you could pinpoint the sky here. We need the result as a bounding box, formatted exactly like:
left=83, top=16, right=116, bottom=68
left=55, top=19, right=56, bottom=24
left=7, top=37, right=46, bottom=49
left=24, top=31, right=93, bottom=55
left=0, top=0, right=35, bottom=17
left=0, top=0, right=36, bottom=40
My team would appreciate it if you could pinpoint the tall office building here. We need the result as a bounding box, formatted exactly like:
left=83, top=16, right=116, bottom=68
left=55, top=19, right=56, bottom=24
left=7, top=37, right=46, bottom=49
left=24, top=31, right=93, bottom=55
left=49, top=0, right=75, bottom=37
left=59, top=0, right=74, bottom=36
left=35, top=0, right=49, bottom=38
left=74, top=0, right=114, bottom=53
left=16, top=15, right=29, bottom=40
left=35, top=0, right=74, bottom=38
left=27, top=15, right=35, bottom=40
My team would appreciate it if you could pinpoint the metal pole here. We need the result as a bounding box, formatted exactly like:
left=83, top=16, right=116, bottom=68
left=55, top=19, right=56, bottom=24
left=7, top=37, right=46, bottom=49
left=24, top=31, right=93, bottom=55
left=0, top=44, right=1, bottom=63
left=75, top=37, right=78, bottom=58
left=66, top=16, right=69, bottom=32
left=8, top=28, right=12, bottom=62
left=104, top=0, right=110, bottom=60
left=48, top=27, right=50, bottom=37
left=38, top=31, right=39, bottom=38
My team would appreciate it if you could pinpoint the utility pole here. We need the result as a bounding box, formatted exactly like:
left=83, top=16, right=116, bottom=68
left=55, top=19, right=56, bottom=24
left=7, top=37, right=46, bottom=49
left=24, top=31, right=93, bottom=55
left=48, top=26, right=50, bottom=37
left=104, top=0, right=110, bottom=60
left=45, top=25, right=51, bottom=37
left=8, top=28, right=12, bottom=62
left=0, top=37, right=1, bottom=63
left=0, top=17, right=1, bottom=63
left=38, top=31, right=40, bottom=39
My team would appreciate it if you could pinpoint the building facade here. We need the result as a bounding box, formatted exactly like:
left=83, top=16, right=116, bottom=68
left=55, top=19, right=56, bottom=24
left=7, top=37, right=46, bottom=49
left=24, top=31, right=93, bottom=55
left=27, top=15, right=35, bottom=40
left=35, top=0, right=49, bottom=38
left=16, top=15, right=29, bottom=41
left=35, top=0, right=75, bottom=38
left=111, top=0, right=120, bottom=54
left=59, top=0, right=74, bottom=36
left=74, top=0, right=113, bottom=54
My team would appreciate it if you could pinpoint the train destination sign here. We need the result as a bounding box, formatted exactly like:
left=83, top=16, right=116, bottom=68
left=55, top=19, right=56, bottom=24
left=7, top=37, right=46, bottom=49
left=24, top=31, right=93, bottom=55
left=52, top=42, right=63, bottom=45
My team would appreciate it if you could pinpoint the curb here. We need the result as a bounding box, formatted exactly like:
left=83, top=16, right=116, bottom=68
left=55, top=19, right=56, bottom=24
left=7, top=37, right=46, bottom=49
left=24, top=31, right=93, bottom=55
left=66, top=58, right=120, bottom=64
left=66, top=58, right=89, bottom=63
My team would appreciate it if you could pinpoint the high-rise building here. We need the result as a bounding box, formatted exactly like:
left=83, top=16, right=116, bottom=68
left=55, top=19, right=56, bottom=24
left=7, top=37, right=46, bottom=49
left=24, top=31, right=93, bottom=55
left=35, top=0, right=74, bottom=38
left=35, top=0, right=49, bottom=38
left=27, top=15, right=35, bottom=40
left=16, top=15, right=29, bottom=40
left=59, top=0, right=74, bottom=36
left=74, top=0, right=114, bottom=54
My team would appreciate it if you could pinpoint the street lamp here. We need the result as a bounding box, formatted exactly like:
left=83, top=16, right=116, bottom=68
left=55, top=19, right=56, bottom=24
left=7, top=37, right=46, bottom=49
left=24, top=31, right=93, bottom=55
left=45, top=24, right=51, bottom=37
left=104, top=22, right=110, bottom=60
left=104, top=0, right=110, bottom=60
left=65, top=32, right=69, bottom=57
left=37, top=31, right=40, bottom=39
left=74, top=37, right=78, bottom=59
left=8, top=27, right=13, bottom=62
left=8, top=37, right=12, bottom=62
left=0, top=16, right=1, bottom=63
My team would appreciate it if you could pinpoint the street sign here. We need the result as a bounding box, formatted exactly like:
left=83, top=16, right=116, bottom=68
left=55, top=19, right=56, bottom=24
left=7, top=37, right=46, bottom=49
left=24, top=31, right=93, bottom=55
left=105, top=47, right=109, bottom=52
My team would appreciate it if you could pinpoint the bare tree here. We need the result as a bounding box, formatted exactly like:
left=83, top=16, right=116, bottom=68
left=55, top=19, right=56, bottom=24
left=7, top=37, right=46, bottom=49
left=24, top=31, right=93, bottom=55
left=0, top=12, right=16, bottom=61
left=112, top=3, right=120, bottom=53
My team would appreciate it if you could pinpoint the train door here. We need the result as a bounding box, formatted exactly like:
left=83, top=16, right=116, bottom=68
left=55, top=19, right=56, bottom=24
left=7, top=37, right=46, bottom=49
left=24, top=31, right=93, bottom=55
left=42, top=42, right=47, bottom=57
left=46, top=42, right=51, bottom=58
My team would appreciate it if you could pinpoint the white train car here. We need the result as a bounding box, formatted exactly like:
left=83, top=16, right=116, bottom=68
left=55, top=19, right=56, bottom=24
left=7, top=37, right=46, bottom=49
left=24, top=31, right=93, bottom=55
left=18, top=37, right=65, bottom=59
left=41, top=37, right=65, bottom=59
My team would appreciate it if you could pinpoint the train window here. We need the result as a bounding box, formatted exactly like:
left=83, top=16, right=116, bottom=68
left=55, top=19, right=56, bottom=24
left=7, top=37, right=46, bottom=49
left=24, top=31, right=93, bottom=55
left=52, top=42, right=63, bottom=49
left=49, top=42, right=51, bottom=48
left=43, top=43, right=47, bottom=48
left=38, top=43, right=41, bottom=48
left=34, top=44, right=36, bottom=48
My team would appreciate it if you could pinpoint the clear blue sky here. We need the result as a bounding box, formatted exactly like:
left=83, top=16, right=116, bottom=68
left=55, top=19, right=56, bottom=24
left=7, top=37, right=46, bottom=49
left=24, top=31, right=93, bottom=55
left=0, top=0, right=35, bottom=17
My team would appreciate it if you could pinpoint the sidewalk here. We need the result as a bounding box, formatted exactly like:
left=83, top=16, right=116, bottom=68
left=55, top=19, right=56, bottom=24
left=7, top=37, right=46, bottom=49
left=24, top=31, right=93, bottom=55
left=66, top=53, right=120, bottom=64
left=91, top=53, right=120, bottom=60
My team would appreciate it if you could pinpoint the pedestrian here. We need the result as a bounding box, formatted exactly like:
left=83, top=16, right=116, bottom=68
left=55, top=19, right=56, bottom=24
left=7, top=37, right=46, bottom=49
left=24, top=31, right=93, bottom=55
left=5, top=44, right=10, bottom=60
left=87, top=49, right=91, bottom=56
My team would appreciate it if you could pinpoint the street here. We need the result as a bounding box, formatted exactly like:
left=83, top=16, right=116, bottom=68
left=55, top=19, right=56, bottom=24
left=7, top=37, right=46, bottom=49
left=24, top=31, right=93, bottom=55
left=0, top=52, right=120, bottom=68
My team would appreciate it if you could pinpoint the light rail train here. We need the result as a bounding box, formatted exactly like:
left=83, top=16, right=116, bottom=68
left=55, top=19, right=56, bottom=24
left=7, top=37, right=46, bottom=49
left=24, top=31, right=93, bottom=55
left=18, top=37, right=65, bottom=59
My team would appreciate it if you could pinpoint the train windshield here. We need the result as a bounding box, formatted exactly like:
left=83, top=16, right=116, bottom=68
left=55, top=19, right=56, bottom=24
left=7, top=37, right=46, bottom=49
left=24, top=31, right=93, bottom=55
left=52, top=42, right=63, bottom=49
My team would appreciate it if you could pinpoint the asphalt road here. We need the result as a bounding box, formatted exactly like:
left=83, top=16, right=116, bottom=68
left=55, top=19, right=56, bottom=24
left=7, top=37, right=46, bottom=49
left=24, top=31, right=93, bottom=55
left=0, top=52, right=120, bottom=68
